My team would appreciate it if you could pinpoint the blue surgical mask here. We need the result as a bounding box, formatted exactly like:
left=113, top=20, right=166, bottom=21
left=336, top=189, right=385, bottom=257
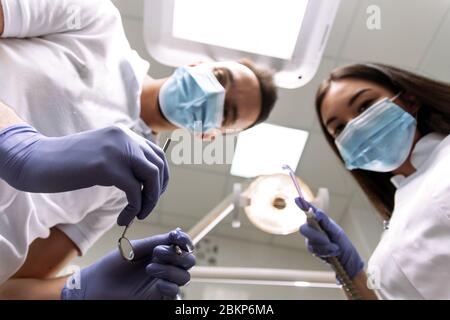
left=158, top=66, right=226, bottom=133
left=335, top=94, right=417, bottom=172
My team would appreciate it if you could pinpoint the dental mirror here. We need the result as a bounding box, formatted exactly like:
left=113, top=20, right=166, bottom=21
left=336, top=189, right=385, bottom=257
left=118, top=138, right=172, bottom=261
left=118, top=222, right=135, bottom=261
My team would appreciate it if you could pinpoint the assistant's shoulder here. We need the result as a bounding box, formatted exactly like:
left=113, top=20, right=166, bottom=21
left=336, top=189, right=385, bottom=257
left=429, top=134, right=450, bottom=212
left=433, top=134, right=450, bottom=163
left=439, top=134, right=450, bottom=149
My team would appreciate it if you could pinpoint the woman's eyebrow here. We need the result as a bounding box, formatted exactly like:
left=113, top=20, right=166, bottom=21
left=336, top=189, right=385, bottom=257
left=323, top=89, right=372, bottom=130
left=348, top=88, right=371, bottom=107
left=325, top=116, right=337, bottom=128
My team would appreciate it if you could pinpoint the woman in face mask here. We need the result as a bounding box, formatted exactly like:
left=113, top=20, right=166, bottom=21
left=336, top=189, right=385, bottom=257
left=296, top=63, right=450, bottom=300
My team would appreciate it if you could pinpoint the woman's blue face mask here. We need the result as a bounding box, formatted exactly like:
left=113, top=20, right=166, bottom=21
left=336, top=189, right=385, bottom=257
left=158, top=66, right=226, bottom=133
left=335, top=93, right=417, bottom=172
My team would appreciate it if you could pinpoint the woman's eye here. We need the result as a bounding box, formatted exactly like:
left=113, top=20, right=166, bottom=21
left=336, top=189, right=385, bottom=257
left=358, top=100, right=374, bottom=114
left=334, top=124, right=345, bottom=137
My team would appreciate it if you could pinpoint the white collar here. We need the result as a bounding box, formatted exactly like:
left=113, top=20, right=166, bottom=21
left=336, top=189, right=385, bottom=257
left=390, top=133, right=445, bottom=188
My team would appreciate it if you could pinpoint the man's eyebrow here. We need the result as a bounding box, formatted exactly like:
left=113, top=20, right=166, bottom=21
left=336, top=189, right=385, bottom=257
left=348, top=88, right=371, bottom=107
left=223, top=67, right=235, bottom=84
left=224, top=100, right=238, bottom=125
left=231, top=102, right=238, bottom=123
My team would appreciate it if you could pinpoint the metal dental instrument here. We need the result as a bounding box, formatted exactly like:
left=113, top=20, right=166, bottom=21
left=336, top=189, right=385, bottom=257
left=118, top=138, right=173, bottom=261
left=282, top=165, right=362, bottom=300
left=118, top=220, right=136, bottom=261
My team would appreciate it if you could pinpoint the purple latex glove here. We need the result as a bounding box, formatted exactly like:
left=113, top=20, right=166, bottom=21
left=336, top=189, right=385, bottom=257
left=0, top=124, right=169, bottom=226
left=61, top=228, right=195, bottom=300
left=296, top=197, right=364, bottom=279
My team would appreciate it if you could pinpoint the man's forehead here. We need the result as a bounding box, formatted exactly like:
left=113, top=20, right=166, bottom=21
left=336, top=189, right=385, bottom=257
left=209, top=61, right=255, bottom=78
left=204, top=60, right=261, bottom=118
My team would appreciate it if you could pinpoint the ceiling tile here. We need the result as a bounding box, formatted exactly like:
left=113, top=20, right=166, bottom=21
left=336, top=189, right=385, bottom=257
left=339, top=190, right=384, bottom=258
left=157, top=212, right=198, bottom=231
left=164, top=132, right=235, bottom=175
left=340, top=0, right=450, bottom=68
left=419, top=9, right=450, bottom=82
left=142, top=202, right=163, bottom=225
left=267, top=58, right=336, bottom=130
left=120, top=17, right=149, bottom=59
left=120, top=17, right=176, bottom=78
left=211, top=223, right=273, bottom=245
left=296, top=132, right=357, bottom=197
left=327, top=192, right=351, bottom=223
left=112, top=0, right=144, bottom=19
left=324, top=0, right=360, bottom=57
left=272, top=231, right=307, bottom=251
left=346, top=188, right=382, bottom=226
left=311, top=111, right=328, bottom=135
left=160, top=166, right=228, bottom=218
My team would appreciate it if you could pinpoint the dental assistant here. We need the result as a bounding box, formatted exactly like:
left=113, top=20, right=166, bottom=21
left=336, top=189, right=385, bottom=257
left=298, top=63, right=450, bottom=299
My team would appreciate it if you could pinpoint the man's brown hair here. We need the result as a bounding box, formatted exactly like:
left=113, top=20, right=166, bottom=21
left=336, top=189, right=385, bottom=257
left=239, top=58, right=278, bottom=128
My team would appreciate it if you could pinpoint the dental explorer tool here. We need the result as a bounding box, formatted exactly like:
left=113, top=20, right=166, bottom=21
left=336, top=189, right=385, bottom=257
left=282, top=165, right=362, bottom=300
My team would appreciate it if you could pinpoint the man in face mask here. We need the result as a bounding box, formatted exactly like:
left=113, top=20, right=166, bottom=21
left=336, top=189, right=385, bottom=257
left=0, top=0, right=278, bottom=299
left=140, top=60, right=278, bottom=140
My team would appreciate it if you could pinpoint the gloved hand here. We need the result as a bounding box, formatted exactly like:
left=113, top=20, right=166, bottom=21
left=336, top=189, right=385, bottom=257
left=61, top=228, right=195, bottom=300
left=296, top=197, right=364, bottom=280
left=0, top=124, right=169, bottom=226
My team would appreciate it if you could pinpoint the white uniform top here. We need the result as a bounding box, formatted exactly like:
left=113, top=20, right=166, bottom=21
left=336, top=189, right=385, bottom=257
left=0, top=0, right=150, bottom=284
left=0, top=0, right=150, bottom=136
left=368, top=133, right=450, bottom=299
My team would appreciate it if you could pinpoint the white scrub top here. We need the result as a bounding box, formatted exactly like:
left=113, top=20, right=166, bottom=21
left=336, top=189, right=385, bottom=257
left=0, top=0, right=150, bottom=137
left=0, top=182, right=126, bottom=284
left=368, top=133, right=450, bottom=299
left=0, top=0, right=151, bottom=283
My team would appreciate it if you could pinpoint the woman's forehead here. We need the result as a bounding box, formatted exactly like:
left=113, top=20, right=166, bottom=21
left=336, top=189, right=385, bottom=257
left=322, top=79, right=390, bottom=109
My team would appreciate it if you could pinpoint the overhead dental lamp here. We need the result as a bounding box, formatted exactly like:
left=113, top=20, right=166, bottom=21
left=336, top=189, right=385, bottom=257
left=243, top=174, right=314, bottom=235
left=143, top=0, right=341, bottom=88
left=188, top=172, right=329, bottom=244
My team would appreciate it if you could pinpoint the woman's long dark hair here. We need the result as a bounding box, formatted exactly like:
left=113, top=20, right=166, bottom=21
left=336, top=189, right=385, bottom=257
left=315, top=63, right=450, bottom=220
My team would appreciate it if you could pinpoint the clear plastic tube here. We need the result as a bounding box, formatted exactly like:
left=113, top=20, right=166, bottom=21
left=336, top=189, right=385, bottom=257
left=282, top=164, right=304, bottom=200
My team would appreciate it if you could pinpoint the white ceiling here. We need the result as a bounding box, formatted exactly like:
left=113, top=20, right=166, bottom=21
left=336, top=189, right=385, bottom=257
left=111, top=0, right=450, bottom=253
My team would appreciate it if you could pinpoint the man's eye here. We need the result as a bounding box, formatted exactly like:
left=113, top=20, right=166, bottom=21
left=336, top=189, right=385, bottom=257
left=222, top=107, right=229, bottom=125
left=214, top=69, right=227, bottom=86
